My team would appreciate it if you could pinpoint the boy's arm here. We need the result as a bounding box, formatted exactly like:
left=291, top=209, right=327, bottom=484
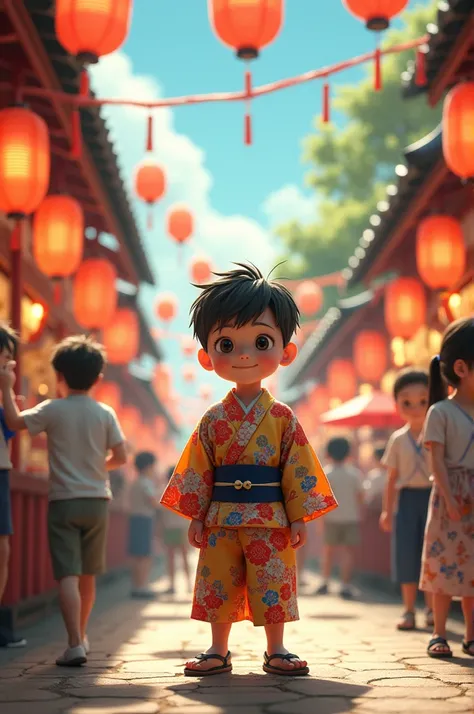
left=1, top=386, right=26, bottom=431
left=106, top=442, right=127, bottom=471
left=379, top=468, right=398, bottom=532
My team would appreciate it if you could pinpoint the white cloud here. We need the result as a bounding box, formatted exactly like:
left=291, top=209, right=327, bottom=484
left=263, top=184, right=317, bottom=227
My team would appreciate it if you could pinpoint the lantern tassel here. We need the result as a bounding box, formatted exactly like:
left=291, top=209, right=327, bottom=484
left=374, top=46, right=382, bottom=92
left=244, top=70, right=253, bottom=146
left=147, top=208, right=153, bottom=231
left=322, top=80, right=330, bottom=123
left=415, top=48, right=427, bottom=87
left=53, top=281, right=62, bottom=305
left=71, top=69, right=89, bottom=159
left=146, top=114, right=153, bottom=152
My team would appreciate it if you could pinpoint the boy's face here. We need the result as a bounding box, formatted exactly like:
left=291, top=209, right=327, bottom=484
left=0, top=345, right=14, bottom=368
left=395, top=382, right=429, bottom=428
left=198, top=308, right=297, bottom=385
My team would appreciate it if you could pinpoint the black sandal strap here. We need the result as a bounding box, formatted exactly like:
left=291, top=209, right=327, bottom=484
left=428, top=637, right=450, bottom=650
left=265, top=652, right=299, bottom=664
left=463, top=640, right=474, bottom=648
left=195, top=651, right=230, bottom=665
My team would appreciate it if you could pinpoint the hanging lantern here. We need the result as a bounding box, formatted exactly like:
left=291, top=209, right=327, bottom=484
left=384, top=277, right=426, bottom=340
left=182, top=364, right=196, bottom=383
left=343, top=1, right=408, bottom=31
left=33, top=195, right=84, bottom=278
left=154, top=415, right=167, bottom=440
left=190, top=255, right=213, bottom=285
left=442, top=82, right=474, bottom=180
left=155, top=293, right=178, bottom=323
left=181, top=336, right=197, bottom=358
left=310, top=384, right=331, bottom=414
left=327, top=360, right=357, bottom=402
left=0, top=107, right=50, bottom=219
left=295, top=281, right=323, bottom=317
left=416, top=215, right=466, bottom=290
left=119, top=405, right=141, bottom=441
left=354, top=330, right=388, bottom=384
left=134, top=160, right=166, bottom=229
left=103, top=308, right=140, bottom=365
left=167, top=205, right=194, bottom=246
left=94, top=382, right=121, bottom=414
left=73, top=258, right=117, bottom=329
left=55, top=0, right=133, bottom=64
left=153, top=363, right=172, bottom=399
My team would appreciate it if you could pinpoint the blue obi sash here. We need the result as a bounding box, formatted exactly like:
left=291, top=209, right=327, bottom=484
left=212, top=465, right=283, bottom=503
left=0, top=408, right=14, bottom=442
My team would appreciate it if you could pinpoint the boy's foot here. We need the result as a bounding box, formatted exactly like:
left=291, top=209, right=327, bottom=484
left=83, top=635, right=90, bottom=655
left=56, top=645, right=87, bottom=667
left=314, top=583, right=329, bottom=595
left=263, top=650, right=309, bottom=676
left=0, top=633, right=27, bottom=648
left=397, top=611, right=416, bottom=631
left=339, top=585, right=355, bottom=599
left=184, top=649, right=232, bottom=675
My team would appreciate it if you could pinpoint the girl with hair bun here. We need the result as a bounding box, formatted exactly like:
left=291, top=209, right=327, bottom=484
left=420, top=317, right=474, bottom=659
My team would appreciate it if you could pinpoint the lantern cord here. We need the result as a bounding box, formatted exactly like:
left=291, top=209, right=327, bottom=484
left=8, top=36, right=426, bottom=111
left=244, top=69, right=253, bottom=146
left=322, top=79, right=330, bottom=123
left=146, top=114, right=153, bottom=152
left=374, top=46, right=382, bottom=92
left=147, top=209, right=153, bottom=231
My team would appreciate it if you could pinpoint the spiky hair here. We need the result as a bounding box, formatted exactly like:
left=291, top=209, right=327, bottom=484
left=190, top=262, right=300, bottom=349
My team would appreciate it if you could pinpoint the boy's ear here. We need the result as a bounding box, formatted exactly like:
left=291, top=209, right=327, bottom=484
left=198, top=349, right=214, bottom=372
left=280, top=341, right=298, bottom=367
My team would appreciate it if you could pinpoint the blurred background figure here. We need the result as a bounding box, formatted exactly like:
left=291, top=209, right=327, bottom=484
left=362, top=445, right=387, bottom=512
left=159, top=467, right=192, bottom=595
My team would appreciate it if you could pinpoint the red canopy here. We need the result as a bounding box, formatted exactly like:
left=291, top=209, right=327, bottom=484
left=320, top=391, right=402, bottom=429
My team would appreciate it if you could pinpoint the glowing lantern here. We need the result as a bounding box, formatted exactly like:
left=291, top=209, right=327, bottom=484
left=443, top=82, right=474, bottom=180
left=327, top=360, right=357, bottom=402
left=0, top=107, right=50, bottom=219
left=33, top=195, right=83, bottom=278
left=94, top=382, right=121, bottom=413
left=384, top=277, right=426, bottom=340
left=295, top=281, right=323, bottom=317
left=134, top=160, right=166, bottom=229
left=119, top=405, right=141, bottom=441
left=181, top=336, right=196, bottom=358
left=73, top=258, right=117, bottom=329
left=310, top=384, right=330, bottom=414
left=209, top=0, right=283, bottom=59
left=155, top=293, right=177, bottom=323
left=354, top=330, right=388, bottom=383
left=103, top=308, right=140, bottom=365
left=154, top=415, right=166, bottom=439
left=343, top=0, right=408, bottom=30
left=167, top=206, right=194, bottom=246
left=182, top=364, right=196, bottom=383
left=416, top=215, right=466, bottom=290
left=153, top=363, right=171, bottom=398
left=190, top=256, right=213, bottom=285
left=55, top=0, right=133, bottom=64
left=199, top=384, right=213, bottom=401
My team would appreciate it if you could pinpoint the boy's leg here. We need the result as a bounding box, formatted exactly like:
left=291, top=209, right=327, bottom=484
left=166, top=547, right=176, bottom=590
left=185, top=623, right=233, bottom=672
left=264, top=623, right=308, bottom=671
left=79, top=575, right=95, bottom=640
left=340, top=546, right=356, bottom=586
left=0, top=536, right=10, bottom=602
left=58, top=576, right=82, bottom=647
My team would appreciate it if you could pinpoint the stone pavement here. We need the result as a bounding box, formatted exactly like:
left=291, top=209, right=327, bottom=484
left=0, top=572, right=473, bottom=714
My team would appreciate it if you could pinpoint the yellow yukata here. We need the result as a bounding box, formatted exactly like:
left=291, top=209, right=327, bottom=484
left=161, top=388, right=337, bottom=626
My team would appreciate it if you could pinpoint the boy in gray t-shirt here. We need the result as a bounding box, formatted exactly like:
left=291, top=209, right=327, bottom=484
left=0, top=335, right=126, bottom=667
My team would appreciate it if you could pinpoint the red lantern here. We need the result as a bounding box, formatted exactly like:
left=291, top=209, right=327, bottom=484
left=209, top=0, right=284, bottom=59
left=73, top=258, right=117, bottom=329
left=94, top=382, right=121, bottom=414
left=155, top=293, right=177, bottom=323
left=343, top=0, right=408, bottom=30
left=190, top=256, right=213, bottom=285
left=103, top=308, right=140, bottom=365
left=154, top=415, right=166, bottom=439
left=442, top=82, right=474, bottom=180
left=119, top=405, right=141, bottom=441
left=327, top=360, right=357, bottom=402
left=181, top=336, right=196, bottom=358
left=384, top=277, right=426, bottom=339
left=295, top=281, right=323, bottom=317
left=416, top=215, right=466, bottom=290
left=310, top=384, right=331, bottom=414
left=33, top=195, right=83, bottom=278
left=182, top=364, right=196, bottom=383
left=134, top=160, right=166, bottom=229
left=55, top=0, right=132, bottom=63
left=0, top=107, right=50, bottom=219
left=354, top=330, right=388, bottom=383
left=167, top=206, right=194, bottom=245
left=153, top=363, right=171, bottom=399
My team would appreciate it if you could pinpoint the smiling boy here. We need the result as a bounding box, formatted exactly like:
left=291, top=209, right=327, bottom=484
left=160, top=263, right=337, bottom=677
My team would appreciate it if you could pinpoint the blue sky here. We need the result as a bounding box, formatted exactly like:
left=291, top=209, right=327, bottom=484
left=90, top=1, right=431, bottom=433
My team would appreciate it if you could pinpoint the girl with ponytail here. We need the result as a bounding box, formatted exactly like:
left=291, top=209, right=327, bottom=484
left=420, top=317, right=474, bottom=659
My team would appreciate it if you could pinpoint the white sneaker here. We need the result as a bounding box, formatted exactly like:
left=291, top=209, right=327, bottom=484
left=56, top=644, right=87, bottom=667
left=83, top=635, right=90, bottom=655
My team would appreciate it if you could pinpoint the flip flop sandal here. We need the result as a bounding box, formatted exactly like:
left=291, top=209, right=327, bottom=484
left=397, top=611, right=416, bottom=631
left=184, top=651, right=232, bottom=677
left=462, top=640, right=474, bottom=657
left=427, top=636, right=453, bottom=659
left=263, top=651, right=310, bottom=676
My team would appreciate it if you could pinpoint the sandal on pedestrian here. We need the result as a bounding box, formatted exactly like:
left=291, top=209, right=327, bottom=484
left=263, top=651, right=310, bottom=676
left=184, top=651, right=232, bottom=677
left=424, top=609, right=434, bottom=628
left=427, top=637, right=452, bottom=659
left=462, top=640, right=474, bottom=657
left=397, top=611, right=416, bottom=631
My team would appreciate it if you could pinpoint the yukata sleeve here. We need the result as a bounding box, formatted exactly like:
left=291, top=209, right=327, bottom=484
left=280, top=414, right=338, bottom=523
left=423, top=404, right=446, bottom=448
left=381, top=432, right=399, bottom=470
left=160, top=416, right=215, bottom=522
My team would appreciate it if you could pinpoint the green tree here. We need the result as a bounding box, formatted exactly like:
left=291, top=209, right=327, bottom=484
left=278, top=1, right=440, bottom=296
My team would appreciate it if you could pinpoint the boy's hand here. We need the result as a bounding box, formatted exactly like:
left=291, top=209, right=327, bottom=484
left=290, top=519, right=307, bottom=549
left=188, top=519, right=204, bottom=548
left=445, top=496, right=462, bottom=521
left=0, top=361, right=16, bottom=390
left=379, top=511, right=392, bottom=532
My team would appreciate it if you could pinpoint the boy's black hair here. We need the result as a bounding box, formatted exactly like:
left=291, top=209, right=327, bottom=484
left=190, top=262, right=300, bottom=349
left=393, top=368, right=429, bottom=400
left=51, top=335, right=105, bottom=391
left=326, top=437, right=351, bottom=463
left=374, top=446, right=386, bottom=462
left=0, top=323, right=19, bottom=359
left=429, top=317, right=474, bottom=406
left=135, top=451, right=156, bottom=472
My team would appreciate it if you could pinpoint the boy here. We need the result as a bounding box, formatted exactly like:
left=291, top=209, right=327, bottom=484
left=363, top=445, right=387, bottom=510
left=315, top=437, right=363, bottom=599
left=161, top=263, right=337, bottom=677
left=0, top=323, right=26, bottom=648
left=160, top=466, right=191, bottom=595
left=0, top=335, right=127, bottom=665
left=129, top=451, right=160, bottom=598
left=379, top=368, right=433, bottom=631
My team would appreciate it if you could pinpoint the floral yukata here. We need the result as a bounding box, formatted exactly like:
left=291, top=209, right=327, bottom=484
left=161, top=388, right=337, bottom=626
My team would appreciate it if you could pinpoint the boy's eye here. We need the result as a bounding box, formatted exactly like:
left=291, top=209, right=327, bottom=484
left=215, top=338, right=234, bottom=354
left=420, top=399, right=427, bottom=407
left=402, top=400, right=411, bottom=408
left=256, top=335, right=274, bottom=351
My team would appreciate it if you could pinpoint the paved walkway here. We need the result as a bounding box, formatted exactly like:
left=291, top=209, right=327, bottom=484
left=1, top=572, right=473, bottom=714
